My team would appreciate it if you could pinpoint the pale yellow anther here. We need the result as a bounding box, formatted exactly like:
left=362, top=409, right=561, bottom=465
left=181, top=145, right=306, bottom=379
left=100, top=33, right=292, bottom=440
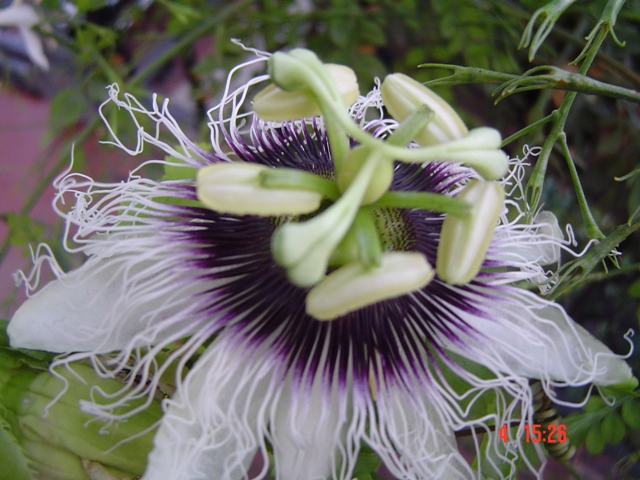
left=196, top=163, right=322, bottom=216
left=306, top=252, right=435, bottom=320
left=380, top=73, right=468, bottom=146
left=253, top=64, right=360, bottom=121
left=436, top=180, right=505, bottom=285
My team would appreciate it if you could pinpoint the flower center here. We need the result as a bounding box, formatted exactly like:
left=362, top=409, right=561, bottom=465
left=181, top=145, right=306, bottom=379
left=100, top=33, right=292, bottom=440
left=196, top=49, right=508, bottom=320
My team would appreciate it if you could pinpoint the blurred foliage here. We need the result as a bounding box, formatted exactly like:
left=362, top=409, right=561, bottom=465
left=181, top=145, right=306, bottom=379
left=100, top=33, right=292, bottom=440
left=1, top=0, right=640, bottom=478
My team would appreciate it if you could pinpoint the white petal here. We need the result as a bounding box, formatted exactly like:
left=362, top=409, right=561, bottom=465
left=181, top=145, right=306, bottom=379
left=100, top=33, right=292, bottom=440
left=9, top=255, right=206, bottom=353
left=19, top=26, right=49, bottom=70
left=369, top=384, right=472, bottom=479
left=144, top=340, right=272, bottom=480
left=496, top=210, right=564, bottom=266
left=0, top=4, right=39, bottom=28
left=271, top=375, right=347, bottom=480
left=444, top=287, right=633, bottom=387
left=529, top=211, right=563, bottom=265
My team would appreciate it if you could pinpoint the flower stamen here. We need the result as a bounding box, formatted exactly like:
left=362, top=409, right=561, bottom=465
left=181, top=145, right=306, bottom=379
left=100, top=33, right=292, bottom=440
left=436, top=179, right=505, bottom=285
left=306, top=251, right=435, bottom=320
left=271, top=150, right=384, bottom=286
left=196, top=163, right=323, bottom=216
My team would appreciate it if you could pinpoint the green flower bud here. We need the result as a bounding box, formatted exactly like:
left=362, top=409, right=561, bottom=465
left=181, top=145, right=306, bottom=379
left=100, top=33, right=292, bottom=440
left=196, top=163, right=323, bottom=216
left=253, top=64, right=359, bottom=121
left=380, top=73, right=468, bottom=146
left=436, top=179, right=504, bottom=285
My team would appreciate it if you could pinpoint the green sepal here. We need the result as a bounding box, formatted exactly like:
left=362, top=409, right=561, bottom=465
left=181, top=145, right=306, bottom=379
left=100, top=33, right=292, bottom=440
left=430, top=348, right=498, bottom=421
left=0, top=408, right=36, bottom=480
left=585, top=421, right=605, bottom=454
left=601, top=411, right=625, bottom=445
left=600, top=377, right=639, bottom=396
left=0, top=320, right=56, bottom=367
left=351, top=443, right=381, bottom=478
left=1, top=362, right=162, bottom=477
left=14, top=437, right=95, bottom=480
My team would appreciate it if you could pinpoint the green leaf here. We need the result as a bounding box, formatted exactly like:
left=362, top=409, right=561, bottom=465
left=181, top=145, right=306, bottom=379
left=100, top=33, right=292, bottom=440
left=359, top=20, right=386, bottom=46
left=0, top=321, right=9, bottom=348
left=352, top=447, right=381, bottom=477
left=6, top=214, right=46, bottom=249
left=329, top=17, right=352, bottom=48
left=565, top=412, right=596, bottom=447
left=474, top=430, right=518, bottom=479
left=622, top=400, right=640, bottom=430
left=600, top=379, right=640, bottom=397
left=75, top=0, right=109, bottom=13
left=50, top=89, right=87, bottom=131
left=585, top=422, right=605, bottom=455
left=602, top=411, right=625, bottom=445
left=0, top=350, right=22, bottom=373
left=0, top=322, right=54, bottom=366
left=628, top=279, right=640, bottom=299
left=429, top=349, right=498, bottom=422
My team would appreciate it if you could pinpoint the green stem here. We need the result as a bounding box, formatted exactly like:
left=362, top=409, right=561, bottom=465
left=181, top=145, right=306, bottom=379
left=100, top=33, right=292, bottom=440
left=272, top=151, right=384, bottom=286
left=501, top=113, right=555, bottom=147
left=423, top=63, right=640, bottom=103
left=558, top=133, right=604, bottom=239
left=546, top=220, right=639, bottom=300
left=496, top=66, right=640, bottom=103
left=563, top=459, right=587, bottom=480
left=313, top=94, right=506, bottom=179
left=353, top=209, right=383, bottom=268
left=525, top=24, right=609, bottom=230
left=260, top=169, right=340, bottom=200
left=386, top=106, right=434, bottom=147
left=369, top=191, right=470, bottom=217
